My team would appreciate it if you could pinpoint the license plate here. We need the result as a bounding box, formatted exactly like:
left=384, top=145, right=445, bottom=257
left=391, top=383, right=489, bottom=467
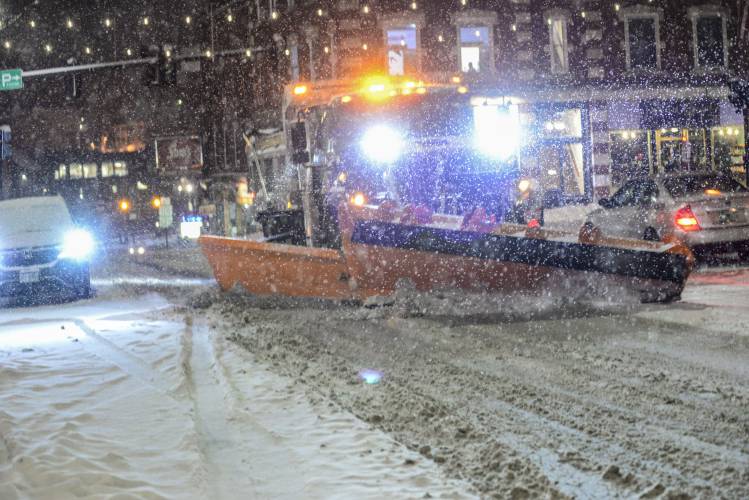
left=19, top=270, right=40, bottom=283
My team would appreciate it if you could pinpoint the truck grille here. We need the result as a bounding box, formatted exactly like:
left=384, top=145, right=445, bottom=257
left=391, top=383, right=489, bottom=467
left=0, top=246, right=60, bottom=268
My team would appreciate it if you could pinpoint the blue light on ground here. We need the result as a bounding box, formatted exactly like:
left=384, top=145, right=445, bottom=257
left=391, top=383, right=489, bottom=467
left=358, top=369, right=383, bottom=384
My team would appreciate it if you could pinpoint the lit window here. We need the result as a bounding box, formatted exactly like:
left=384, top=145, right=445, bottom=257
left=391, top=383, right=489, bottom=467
left=458, top=26, right=490, bottom=73
left=694, top=15, right=726, bottom=68
left=386, top=27, right=417, bottom=76
left=624, top=14, right=660, bottom=70
left=69, top=163, right=83, bottom=179
left=57, top=164, right=67, bottom=180
left=114, top=161, right=128, bottom=177
left=101, top=162, right=114, bottom=177
left=549, top=17, right=569, bottom=74
left=82, top=163, right=97, bottom=179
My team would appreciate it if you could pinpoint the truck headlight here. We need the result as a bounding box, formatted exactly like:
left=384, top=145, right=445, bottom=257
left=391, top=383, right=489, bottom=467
left=59, top=229, right=94, bottom=260
left=361, top=125, right=403, bottom=164
left=473, top=104, right=519, bottom=161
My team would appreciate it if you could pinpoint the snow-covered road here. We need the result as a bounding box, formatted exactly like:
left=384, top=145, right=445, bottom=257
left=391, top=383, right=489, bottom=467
left=0, top=262, right=471, bottom=499
left=2, top=248, right=749, bottom=499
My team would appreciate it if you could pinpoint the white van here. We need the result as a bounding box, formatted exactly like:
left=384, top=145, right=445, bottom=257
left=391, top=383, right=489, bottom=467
left=0, top=195, right=93, bottom=300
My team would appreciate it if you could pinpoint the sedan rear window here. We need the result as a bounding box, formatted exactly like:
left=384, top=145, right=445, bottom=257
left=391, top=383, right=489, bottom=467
left=662, top=175, right=747, bottom=198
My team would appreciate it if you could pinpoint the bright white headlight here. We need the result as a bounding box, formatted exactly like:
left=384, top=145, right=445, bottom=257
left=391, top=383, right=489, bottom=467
left=360, top=125, right=403, bottom=164
left=59, top=229, right=94, bottom=260
left=473, top=104, right=520, bottom=161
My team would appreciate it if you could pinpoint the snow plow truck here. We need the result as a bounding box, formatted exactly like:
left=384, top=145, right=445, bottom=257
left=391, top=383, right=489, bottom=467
left=199, top=76, right=694, bottom=303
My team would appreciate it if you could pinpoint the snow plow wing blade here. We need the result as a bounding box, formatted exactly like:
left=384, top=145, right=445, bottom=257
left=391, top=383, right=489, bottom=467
left=199, top=205, right=692, bottom=303
left=344, top=220, right=691, bottom=302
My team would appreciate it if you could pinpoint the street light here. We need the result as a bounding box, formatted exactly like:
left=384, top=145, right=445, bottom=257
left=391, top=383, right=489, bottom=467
left=119, top=199, right=130, bottom=212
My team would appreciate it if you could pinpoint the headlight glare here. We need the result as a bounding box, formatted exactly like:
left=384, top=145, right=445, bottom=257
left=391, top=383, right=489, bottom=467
left=360, top=125, right=403, bottom=164
left=59, top=229, right=94, bottom=260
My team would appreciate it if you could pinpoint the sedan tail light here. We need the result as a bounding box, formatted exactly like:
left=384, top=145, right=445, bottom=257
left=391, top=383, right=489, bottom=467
left=674, top=205, right=701, bottom=232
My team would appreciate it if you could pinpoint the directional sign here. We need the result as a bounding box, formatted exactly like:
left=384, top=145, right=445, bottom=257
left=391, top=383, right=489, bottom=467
left=0, top=69, right=22, bottom=91
left=158, top=197, right=174, bottom=228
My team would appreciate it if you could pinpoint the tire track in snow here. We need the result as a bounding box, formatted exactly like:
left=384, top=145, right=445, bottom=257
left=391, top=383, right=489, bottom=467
left=181, top=316, right=307, bottom=500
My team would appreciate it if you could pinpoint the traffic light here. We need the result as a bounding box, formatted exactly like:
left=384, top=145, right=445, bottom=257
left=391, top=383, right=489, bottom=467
left=160, top=45, right=177, bottom=85
left=151, top=196, right=161, bottom=209
left=144, top=45, right=177, bottom=86
left=119, top=199, right=130, bottom=212
left=143, top=45, right=160, bottom=85
left=1, top=125, right=11, bottom=160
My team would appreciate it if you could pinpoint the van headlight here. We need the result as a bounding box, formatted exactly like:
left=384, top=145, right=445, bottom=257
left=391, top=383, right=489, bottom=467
left=59, top=229, right=94, bottom=260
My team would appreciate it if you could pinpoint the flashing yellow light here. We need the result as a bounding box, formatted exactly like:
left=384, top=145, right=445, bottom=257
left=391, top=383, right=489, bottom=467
left=416, top=87, right=427, bottom=94
left=119, top=200, right=130, bottom=212
left=341, top=95, right=352, bottom=103
left=151, top=197, right=162, bottom=209
left=451, top=76, right=461, bottom=84
left=705, top=189, right=722, bottom=196
left=287, top=200, right=293, bottom=209
left=362, top=75, right=390, bottom=94
left=293, top=84, right=308, bottom=95
left=457, top=86, right=468, bottom=94
left=351, top=192, right=366, bottom=207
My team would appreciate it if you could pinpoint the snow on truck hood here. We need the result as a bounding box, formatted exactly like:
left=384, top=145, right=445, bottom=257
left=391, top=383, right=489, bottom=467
left=0, top=196, right=74, bottom=251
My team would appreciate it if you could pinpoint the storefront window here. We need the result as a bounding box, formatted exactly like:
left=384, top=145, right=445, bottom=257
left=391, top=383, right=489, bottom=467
left=521, top=107, right=586, bottom=199
left=69, top=163, right=83, bottom=179
left=101, top=162, right=114, bottom=177
left=541, top=109, right=582, bottom=139
left=113, top=161, right=128, bottom=177
left=82, top=163, right=97, bottom=179
left=56, top=164, right=67, bottom=180
left=656, top=128, right=710, bottom=172
left=610, top=130, right=649, bottom=188
left=712, top=126, right=745, bottom=179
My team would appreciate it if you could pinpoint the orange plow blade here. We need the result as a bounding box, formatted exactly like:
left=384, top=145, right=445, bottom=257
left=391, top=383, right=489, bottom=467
left=199, top=204, right=693, bottom=303
left=199, top=236, right=351, bottom=299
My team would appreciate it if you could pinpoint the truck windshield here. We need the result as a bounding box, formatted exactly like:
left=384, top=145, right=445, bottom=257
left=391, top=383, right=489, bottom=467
left=329, top=92, right=474, bottom=139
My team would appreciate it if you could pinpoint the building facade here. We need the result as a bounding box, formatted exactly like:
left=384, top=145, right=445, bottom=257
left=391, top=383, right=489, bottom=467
left=253, top=0, right=749, bottom=202
left=0, top=0, right=747, bottom=235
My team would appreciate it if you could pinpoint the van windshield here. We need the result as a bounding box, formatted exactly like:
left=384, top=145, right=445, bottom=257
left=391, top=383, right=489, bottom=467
left=0, top=199, right=73, bottom=238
